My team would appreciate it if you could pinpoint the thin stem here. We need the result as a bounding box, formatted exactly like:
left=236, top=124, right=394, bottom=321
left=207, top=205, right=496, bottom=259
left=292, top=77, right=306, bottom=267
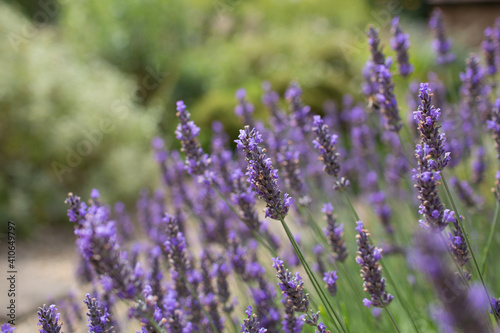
left=279, top=217, right=348, bottom=333
left=381, top=297, right=402, bottom=333
left=481, top=199, right=500, bottom=276
left=441, top=174, right=499, bottom=320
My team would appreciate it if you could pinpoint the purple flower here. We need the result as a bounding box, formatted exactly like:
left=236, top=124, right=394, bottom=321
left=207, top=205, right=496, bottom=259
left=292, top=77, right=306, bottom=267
left=356, top=222, right=394, bottom=308
left=241, top=306, right=268, bottom=333
left=64, top=192, right=88, bottom=227
left=236, top=126, right=292, bottom=220
left=277, top=142, right=311, bottom=206
left=488, top=99, right=500, bottom=159
left=315, top=323, right=330, bottom=333
left=482, top=27, right=498, bottom=76
left=235, top=88, right=255, bottom=127
left=323, top=271, right=338, bottom=297
left=37, top=304, right=63, bottom=333
left=312, top=115, right=350, bottom=190
left=390, top=16, right=413, bottom=77
left=272, top=257, right=310, bottom=313
left=376, top=65, right=402, bottom=132
left=322, top=203, right=348, bottom=262
left=286, top=82, right=311, bottom=135
left=281, top=294, right=305, bottom=333
left=0, top=324, right=15, bottom=333
left=84, top=294, right=114, bottom=333
left=446, top=212, right=470, bottom=267
left=367, top=26, right=386, bottom=66
left=175, top=100, right=212, bottom=178
left=449, top=177, right=483, bottom=209
left=429, top=9, right=456, bottom=65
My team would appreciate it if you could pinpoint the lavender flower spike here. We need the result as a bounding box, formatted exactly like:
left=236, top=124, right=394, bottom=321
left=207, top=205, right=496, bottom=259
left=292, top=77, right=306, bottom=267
left=235, top=126, right=292, bottom=220
left=367, top=26, right=386, bottom=66
left=37, top=304, right=63, bottom=333
left=482, top=27, right=498, bottom=76
left=0, top=324, right=14, bottom=333
left=312, top=115, right=350, bottom=190
left=175, top=100, right=211, bottom=177
left=429, top=9, right=456, bottom=65
left=355, top=221, right=394, bottom=308
left=390, top=16, right=413, bottom=77
left=241, top=306, right=267, bottom=333
left=322, top=203, right=348, bottom=262
left=84, top=294, right=115, bottom=333
left=414, top=83, right=450, bottom=171
left=487, top=99, right=500, bottom=159
left=272, top=257, right=310, bottom=313
left=376, top=65, right=402, bottom=132
left=316, top=323, right=330, bottom=333
left=235, top=88, right=255, bottom=127
left=323, top=271, right=338, bottom=297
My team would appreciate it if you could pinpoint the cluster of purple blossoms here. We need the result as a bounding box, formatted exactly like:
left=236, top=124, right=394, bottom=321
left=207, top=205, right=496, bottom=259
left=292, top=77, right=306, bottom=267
left=322, top=203, right=348, bottom=262
left=236, top=126, right=292, bottom=220
left=285, top=82, right=311, bottom=135
left=73, top=201, right=144, bottom=300
left=323, top=271, right=338, bottom=297
left=413, top=144, right=451, bottom=232
left=64, top=192, right=88, bottom=227
left=315, top=323, right=330, bottom=333
left=413, top=233, right=490, bottom=332
left=37, top=304, right=64, bottom=333
left=0, top=324, right=14, bottom=333
left=355, top=221, right=393, bottom=308
left=483, top=27, right=498, bottom=76
left=281, top=294, right=305, bottom=333
left=241, top=306, right=267, bottom=333
left=376, top=64, right=402, bottom=132
left=450, top=177, right=484, bottom=209
left=414, top=83, right=450, bottom=171
left=272, top=257, right=310, bottom=313
left=487, top=99, right=500, bottom=159
left=277, top=142, right=311, bottom=206
left=446, top=212, right=470, bottom=269
left=362, top=26, right=387, bottom=101
left=429, top=9, right=456, bottom=65
left=390, top=16, right=413, bottom=77
left=460, top=54, right=490, bottom=124
left=83, top=294, right=115, bottom=333
left=175, top=101, right=212, bottom=179
left=235, top=88, right=256, bottom=127
left=312, top=115, right=349, bottom=190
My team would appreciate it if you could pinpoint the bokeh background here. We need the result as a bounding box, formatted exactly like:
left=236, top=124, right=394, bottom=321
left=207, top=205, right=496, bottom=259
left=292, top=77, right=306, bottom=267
left=1, top=0, right=498, bottom=237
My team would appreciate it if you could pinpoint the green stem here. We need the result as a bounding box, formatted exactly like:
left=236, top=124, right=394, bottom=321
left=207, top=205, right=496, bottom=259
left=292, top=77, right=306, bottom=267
left=481, top=199, right=499, bottom=276
left=279, top=217, right=348, bottom=333
left=381, top=298, right=402, bottom=333
left=441, top=174, right=499, bottom=320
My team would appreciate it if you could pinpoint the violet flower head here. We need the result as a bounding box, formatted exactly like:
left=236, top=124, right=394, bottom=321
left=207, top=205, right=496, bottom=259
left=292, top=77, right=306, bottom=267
left=312, top=115, right=350, bottom=190
left=429, top=9, right=456, bottom=65
left=446, top=211, right=470, bottom=268
left=390, top=16, right=413, bottom=77
left=367, top=26, right=386, bottom=66
left=151, top=136, right=167, bottom=163
left=315, top=323, right=330, bottom=333
left=175, top=100, right=211, bottom=177
left=413, top=233, right=490, bottom=332
left=471, top=147, right=486, bottom=185
left=235, top=88, right=255, bottom=127
left=376, top=65, right=402, bottom=132
left=0, top=324, right=14, bottom=333
left=322, top=203, right=348, bottom=262
left=460, top=54, right=489, bottom=124
left=84, top=294, right=115, bottom=333
left=450, top=177, right=483, bottom=209
left=487, top=99, right=500, bottom=159
left=491, top=297, right=500, bottom=318
left=413, top=144, right=449, bottom=232
left=355, top=221, right=394, bottom=308
left=414, top=83, right=451, bottom=171
left=272, top=257, right=310, bottom=313
left=277, top=142, right=311, bottom=206
left=235, top=126, right=292, bottom=220
left=323, top=271, right=338, bottom=297
left=76, top=204, right=143, bottom=299
left=482, top=27, right=498, bottom=76
left=64, top=192, right=88, bottom=227
left=281, top=294, right=305, bottom=333
left=37, top=304, right=63, bottom=333
left=285, top=81, right=311, bottom=134
left=241, top=306, right=267, bottom=333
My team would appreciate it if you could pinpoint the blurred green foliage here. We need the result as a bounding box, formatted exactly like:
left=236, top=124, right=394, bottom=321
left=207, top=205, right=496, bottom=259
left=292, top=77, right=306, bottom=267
left=1, top=0, right=452, bottom=236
